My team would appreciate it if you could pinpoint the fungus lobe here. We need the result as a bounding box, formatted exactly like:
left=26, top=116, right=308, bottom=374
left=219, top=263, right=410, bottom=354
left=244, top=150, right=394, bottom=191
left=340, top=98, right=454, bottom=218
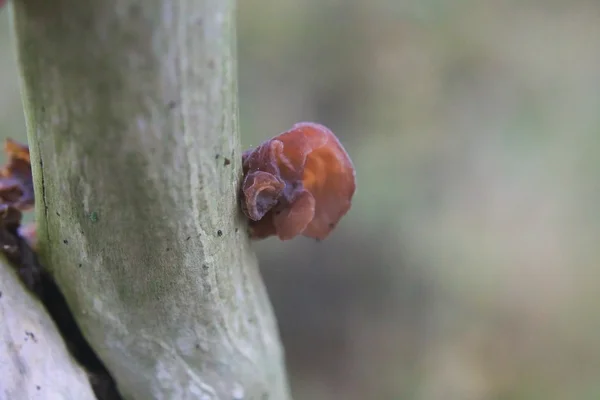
left=241, top=122, right=356, bottom=241
left=0, top=139, right=34, bottom=213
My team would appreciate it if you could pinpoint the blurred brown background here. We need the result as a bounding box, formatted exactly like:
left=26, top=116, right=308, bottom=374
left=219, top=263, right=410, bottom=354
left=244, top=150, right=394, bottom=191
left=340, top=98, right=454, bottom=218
left=2, top=1, right=600, bottom=399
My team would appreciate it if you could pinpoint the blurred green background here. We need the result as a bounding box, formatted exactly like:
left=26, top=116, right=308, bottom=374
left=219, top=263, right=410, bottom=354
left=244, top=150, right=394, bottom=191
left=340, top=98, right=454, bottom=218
left=2, top=1, right=600, bottom=399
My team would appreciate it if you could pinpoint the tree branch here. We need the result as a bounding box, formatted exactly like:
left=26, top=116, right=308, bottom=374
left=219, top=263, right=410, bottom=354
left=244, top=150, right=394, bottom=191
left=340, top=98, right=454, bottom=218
left=9, top=0, right=291, bottom=398
left=0, top=257, right=96, bottom=400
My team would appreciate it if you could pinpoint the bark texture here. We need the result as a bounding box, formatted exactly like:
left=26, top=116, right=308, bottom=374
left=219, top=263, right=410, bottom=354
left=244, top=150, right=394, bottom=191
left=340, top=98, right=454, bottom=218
left=9, top=0, right=291, bottom=398
left=0, top=258, right=96, bottom=400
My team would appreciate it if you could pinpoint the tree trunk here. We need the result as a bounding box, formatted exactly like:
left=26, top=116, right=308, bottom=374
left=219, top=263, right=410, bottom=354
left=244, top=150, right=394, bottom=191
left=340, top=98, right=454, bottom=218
left=8, top=0, right=291, bottom=398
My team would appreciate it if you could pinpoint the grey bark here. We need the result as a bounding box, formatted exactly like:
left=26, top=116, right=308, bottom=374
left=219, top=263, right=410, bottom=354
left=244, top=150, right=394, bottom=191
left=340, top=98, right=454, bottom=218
left=8, top=0, right=291, bottom=399
left=0, top=258, right=96, bottom=400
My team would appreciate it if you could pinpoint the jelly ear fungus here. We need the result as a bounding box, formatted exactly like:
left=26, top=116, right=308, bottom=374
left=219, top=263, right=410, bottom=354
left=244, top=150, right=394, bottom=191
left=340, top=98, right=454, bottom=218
left=241, top=122, right=356, bottom=241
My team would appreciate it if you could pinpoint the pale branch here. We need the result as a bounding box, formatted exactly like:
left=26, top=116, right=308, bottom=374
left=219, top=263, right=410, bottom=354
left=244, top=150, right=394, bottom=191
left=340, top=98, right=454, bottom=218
left=0, top=256, right=96, bottom=400
left=9, top=0, right=291, bottom=398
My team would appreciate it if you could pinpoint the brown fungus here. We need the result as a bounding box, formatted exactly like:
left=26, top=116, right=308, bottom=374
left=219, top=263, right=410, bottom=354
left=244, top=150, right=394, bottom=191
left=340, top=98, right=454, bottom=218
left=241, top=122, right=356, bottom=241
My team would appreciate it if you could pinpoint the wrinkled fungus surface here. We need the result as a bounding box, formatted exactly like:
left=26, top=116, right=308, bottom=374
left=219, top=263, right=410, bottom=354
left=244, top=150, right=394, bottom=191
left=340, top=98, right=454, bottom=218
left=0, top=139, right=34, bottom=220
left=241, top=122, right=356, bottom=241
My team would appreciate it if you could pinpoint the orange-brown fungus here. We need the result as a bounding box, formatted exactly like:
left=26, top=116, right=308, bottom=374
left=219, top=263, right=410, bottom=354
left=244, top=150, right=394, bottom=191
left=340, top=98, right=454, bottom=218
left=0, top=138, right=34, bottom=213
left=241, top=122, right=356, bottom=241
